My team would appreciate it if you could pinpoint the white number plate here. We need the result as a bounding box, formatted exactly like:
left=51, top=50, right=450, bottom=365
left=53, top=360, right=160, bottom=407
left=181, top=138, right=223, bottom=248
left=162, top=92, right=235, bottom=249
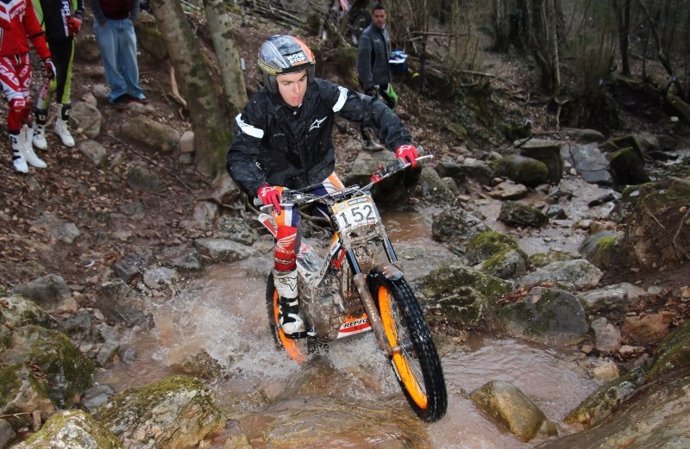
left=332, top=196, right=379, bottom=231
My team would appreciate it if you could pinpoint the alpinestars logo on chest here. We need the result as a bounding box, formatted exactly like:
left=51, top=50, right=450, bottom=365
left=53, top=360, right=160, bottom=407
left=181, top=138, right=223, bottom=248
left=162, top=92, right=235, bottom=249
left=309, top=117, right=327, bottom=131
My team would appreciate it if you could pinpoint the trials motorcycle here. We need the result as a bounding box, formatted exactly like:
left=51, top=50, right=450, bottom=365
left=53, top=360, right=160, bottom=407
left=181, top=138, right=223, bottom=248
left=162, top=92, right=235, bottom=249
left=257, top=155, right=447, bottom=422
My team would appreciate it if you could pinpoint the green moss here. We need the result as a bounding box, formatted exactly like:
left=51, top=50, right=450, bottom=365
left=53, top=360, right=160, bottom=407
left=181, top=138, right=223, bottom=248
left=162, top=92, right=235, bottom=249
left=597, top=235, right=618, bottom=249
left=0, top=364, right=23, bottom=409
left=647, top=321, right=690, bottom=379
left=20, top=410, right=123, bottom=448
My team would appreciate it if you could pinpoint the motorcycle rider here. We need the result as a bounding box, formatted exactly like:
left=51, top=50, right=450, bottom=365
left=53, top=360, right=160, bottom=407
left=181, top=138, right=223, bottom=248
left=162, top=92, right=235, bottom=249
left=227, top=34, right=418, bottom=338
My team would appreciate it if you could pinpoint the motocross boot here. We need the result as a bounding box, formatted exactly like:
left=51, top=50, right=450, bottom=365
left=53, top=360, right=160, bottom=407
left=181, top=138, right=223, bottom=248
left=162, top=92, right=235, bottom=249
left=273, top=269, right=306, bottom=338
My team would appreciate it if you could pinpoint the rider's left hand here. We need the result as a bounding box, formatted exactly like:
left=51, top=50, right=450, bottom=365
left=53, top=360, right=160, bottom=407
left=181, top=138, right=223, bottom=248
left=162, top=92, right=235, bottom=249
left=395, top=144, right=419, bottom=168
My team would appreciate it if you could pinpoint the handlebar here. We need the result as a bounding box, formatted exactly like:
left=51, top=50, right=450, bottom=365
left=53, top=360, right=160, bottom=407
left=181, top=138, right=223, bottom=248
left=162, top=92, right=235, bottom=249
left=254, top=154, right=433, bottom=210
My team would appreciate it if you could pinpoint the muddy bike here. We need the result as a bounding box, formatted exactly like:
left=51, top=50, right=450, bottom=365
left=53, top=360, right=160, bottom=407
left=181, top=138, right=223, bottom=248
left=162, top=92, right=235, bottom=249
left=258, top=155, right=447, bottom=422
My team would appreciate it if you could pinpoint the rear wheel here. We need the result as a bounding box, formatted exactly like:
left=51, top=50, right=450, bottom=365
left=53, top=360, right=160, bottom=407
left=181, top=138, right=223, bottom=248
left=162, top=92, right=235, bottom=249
left=265, top=274, right=309, bottom=363
left=370, top=273, right=447, bottom=422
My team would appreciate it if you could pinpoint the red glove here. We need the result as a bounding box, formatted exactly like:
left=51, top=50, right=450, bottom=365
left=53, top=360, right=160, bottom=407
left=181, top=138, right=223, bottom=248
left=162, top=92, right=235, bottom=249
left=257, top=184, right=283, bottom=212
left=395, top=144, right=419, bottom=168
left=43, top=58, right=56, bottom=79
left=67, top=16, right=82, bottom=35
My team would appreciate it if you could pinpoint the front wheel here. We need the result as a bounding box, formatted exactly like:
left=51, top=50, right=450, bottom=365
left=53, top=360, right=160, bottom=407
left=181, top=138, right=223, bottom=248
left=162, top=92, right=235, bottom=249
left=370, top=273, right=447, bottom=422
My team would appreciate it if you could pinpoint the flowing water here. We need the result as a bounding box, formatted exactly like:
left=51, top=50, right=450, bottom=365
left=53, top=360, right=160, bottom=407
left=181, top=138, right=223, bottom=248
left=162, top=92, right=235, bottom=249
left=95, top=204, right=602, bottom=448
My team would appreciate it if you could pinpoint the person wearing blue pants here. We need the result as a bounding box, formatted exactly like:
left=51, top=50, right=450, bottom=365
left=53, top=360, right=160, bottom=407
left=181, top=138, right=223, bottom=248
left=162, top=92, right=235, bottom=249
left=91, top=0, right=146, bottom=105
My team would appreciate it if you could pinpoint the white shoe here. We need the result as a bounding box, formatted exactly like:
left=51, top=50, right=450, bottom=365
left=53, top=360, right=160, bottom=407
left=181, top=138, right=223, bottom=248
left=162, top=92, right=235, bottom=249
left=33, top=124, right=48, bottom=150
left=55, top=119, right=75, bottom=147
left=21, top=126, right=47, bottom=169
left=10, top=134, right=29, bottom=173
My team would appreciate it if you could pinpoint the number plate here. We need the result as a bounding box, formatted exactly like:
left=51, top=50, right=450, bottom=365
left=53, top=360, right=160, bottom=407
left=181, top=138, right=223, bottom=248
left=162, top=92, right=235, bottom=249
left=332, top=195, right=380, bottom=232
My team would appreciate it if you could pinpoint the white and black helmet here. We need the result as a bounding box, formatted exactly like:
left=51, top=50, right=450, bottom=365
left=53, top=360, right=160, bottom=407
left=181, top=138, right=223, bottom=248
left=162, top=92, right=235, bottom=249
left=258, top=35, right=315, bottom=94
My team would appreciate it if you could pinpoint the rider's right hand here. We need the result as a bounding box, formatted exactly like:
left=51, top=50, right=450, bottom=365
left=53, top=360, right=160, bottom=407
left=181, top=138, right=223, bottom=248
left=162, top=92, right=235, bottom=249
left=257, top=184, right=282, bottom=212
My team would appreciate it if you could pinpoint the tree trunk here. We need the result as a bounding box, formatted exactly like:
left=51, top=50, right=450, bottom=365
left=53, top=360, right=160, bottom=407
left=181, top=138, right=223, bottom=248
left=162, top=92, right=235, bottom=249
left=149, top=0, right=231, bottom=179
left=203, top=0, right=247, bottom=117
left=614, top=0, right=631, bottom=75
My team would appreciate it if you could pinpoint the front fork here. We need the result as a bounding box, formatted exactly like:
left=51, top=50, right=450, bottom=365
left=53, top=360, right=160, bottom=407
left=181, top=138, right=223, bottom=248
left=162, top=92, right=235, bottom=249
left=347, top=236, right=403, bottom=357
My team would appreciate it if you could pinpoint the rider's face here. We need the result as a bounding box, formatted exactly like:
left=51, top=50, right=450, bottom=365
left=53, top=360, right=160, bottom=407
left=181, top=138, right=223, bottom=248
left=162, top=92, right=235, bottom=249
left=276, top=70, right=309, bottom=107
left=371, top=8, right=386, bottom=29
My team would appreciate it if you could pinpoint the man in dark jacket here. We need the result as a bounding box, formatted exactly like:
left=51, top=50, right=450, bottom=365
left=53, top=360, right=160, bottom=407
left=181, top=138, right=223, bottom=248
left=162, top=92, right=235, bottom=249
left=227, top=34, right=418, bottom=337
left=356, top=3, right=395, bottom=149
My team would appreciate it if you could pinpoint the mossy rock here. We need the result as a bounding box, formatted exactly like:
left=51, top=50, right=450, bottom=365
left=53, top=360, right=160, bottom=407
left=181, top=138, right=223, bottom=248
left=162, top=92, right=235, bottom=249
left=647, top=321, right=690, bottom=380
left=13, top=409, right=123, bottom=449
left=466, top=231, right=522, bottom=265
left=5, top=325, right=94, bottom=408
left=96, top=375, right=226, bottom=449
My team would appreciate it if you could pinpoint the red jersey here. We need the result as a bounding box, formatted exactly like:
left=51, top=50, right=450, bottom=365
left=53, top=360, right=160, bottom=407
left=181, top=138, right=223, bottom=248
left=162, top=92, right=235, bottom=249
left=0, top=0, right=51, bottom=58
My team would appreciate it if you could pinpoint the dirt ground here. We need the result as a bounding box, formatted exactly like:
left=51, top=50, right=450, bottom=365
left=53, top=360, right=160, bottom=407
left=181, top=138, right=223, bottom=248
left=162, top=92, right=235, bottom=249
left=0, top=5, right=688, bottom=325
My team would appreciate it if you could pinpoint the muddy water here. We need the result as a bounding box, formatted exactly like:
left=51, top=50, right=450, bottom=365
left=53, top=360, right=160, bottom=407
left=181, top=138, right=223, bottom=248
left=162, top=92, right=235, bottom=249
left=95, top=207, right=600, bottom=448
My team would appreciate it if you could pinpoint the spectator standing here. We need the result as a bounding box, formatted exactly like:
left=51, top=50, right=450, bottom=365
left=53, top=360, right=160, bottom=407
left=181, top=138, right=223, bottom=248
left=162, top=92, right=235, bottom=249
left=91, top=0, right=146, bottom=105
left=32, top=0, right=85, bottom=149
left=356, top=3, right=395, bottom=150
left=0, top=0, right=56, bottom=173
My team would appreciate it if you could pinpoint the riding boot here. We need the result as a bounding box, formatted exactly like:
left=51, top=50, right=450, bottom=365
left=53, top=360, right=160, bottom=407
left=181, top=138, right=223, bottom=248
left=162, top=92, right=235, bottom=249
left=54, top=104, right=75, bottom=147
left=9, top=133, right=28, bottom=173
left=20, top=125, right=47, bottom=169
left=32, top=108, right=48, bottom=150
left=273, top=269, right=306, bottom=337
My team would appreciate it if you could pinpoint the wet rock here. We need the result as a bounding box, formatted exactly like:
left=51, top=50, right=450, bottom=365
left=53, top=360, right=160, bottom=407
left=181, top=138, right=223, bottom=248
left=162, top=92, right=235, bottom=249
left=578, top=230, right=624, bottom=270
left=95, top=280, right=152, bottom=327
left=498, top=201, right=549, bottom=228
left=518, top=259, right=603, bottom=290
left=499, top=287, right=589, bottom=345
left=416, top=262, right=513, bottom=329
left=608, top=147, right=650, bottom=185
left=577, top=282, right=647, bottom=318
left=563, top=368, right=645, bottom=427
left=0, top=294, right=56, bottom=330
left=465, top=230, right=522, bottom=265
left=488, top=180, right=528, bottom=200
left=470, top=380, right=557, bottom=442
left=12, top=409, right=122, bottom=449
left=11, top=274, right=70, bottom=310
left=519, top=138, right=564, bottom=183
left=0, top=364, right=56, bottom=430
left=95, top=375, right=225, bottom=449
left=591, top=317, right=621, bottom=354
left=491, top=154, right=549, bottom=187
left=562, top=142, right=614, bottom=185
left=560, top=128, right=606, bottom=143
left=143, top=267, right=179, bottom=290
left=545, top=204, right=567, bottom=218
left=590, top=359, right=620, bottom=381
left=81, top=386, right=117, bottom=414
left=435, top=160, right=466, bottom=183
left=549, top=371, right=690, bottom=449
left=3, top=325, right=94, bottom=409
left=527, top=250, right=579, bottom=268
left=418, top=166, right=454, bottom=204
left=458, top=158, right=493, bottom=185
left=431, top=207, right=489, bottom=256
left=479, top=249, right=528, bottom=279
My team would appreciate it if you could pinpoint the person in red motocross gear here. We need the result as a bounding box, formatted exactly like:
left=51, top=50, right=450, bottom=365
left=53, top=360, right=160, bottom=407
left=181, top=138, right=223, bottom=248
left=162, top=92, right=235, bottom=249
left=227, top=34, right=418, bottom=338
left=0, top=0, right=55, bottom=173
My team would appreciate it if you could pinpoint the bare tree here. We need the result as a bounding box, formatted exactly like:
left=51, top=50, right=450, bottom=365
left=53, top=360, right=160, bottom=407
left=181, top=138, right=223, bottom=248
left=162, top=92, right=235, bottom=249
left=613, top=0, right=632, bottom=75
left=149, top=0, right=232, bottom=179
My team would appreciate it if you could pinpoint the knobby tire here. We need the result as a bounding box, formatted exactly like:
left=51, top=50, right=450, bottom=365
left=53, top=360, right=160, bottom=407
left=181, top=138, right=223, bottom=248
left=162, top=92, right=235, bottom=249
left=370, top=273, right=447, bottom=422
